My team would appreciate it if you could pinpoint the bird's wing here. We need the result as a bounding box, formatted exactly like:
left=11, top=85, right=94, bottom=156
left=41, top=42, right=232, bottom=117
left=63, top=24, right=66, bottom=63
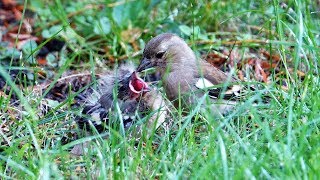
left=200, top=60, right=236, bottom=84
left=193, top=60, right=242, bottom=101
left=76, top=103, right=109, bottom=132
left=194, top=77, right=244, bottom=101
left=76, top=99, right=140, bottom=133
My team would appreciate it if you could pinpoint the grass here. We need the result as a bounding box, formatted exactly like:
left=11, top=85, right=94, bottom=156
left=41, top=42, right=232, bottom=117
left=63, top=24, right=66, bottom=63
left=0, top=0, right=319, bottom=179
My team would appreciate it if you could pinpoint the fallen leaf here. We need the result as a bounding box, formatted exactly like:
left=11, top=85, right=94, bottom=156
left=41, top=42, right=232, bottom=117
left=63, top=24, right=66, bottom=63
left=255, top=59, right=269, bottom=83
left=37, top=57, right=47, bottom=65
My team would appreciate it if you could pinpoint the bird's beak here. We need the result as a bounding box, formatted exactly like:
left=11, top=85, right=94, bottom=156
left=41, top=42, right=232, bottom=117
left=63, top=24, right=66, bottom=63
left=142, top=85, right=151, bottom=92
left=133, top=71, right=151, bottom=92
left=137, top=57, right=153, bottom=72
left=129, top=71, right=151, bottom=93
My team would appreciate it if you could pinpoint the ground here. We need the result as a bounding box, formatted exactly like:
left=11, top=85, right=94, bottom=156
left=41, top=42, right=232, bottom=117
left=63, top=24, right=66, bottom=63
left=0, top=0, right=319, bottom=179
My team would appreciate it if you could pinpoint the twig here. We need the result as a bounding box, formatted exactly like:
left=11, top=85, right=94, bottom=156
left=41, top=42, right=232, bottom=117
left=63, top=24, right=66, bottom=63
left=247, top=25, right=277, bottom=36
left=31, top=72, right=100, bottom=92
left=107, top=0, right=135, bottom=7
left=194, top=39, right=270, bottom=46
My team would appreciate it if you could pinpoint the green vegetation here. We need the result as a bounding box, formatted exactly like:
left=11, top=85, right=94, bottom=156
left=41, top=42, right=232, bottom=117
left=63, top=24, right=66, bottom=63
left=0, top=0, right=319, bottom=179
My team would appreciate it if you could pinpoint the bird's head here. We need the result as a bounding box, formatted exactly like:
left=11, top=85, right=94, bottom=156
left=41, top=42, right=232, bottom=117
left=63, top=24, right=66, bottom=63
left=137, top=33, right=196, bottom=74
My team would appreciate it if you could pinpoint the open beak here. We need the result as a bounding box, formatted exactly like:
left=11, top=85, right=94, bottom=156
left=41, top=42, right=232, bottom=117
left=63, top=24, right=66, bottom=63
left=137, top=57, right=153, bottom=72
left=129, top=71, right=151, bottom=93
left=142, top=85, right=151, bottom=92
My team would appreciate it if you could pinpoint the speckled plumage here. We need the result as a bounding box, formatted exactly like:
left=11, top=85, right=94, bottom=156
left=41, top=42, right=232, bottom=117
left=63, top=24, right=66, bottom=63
left=76, top=63, right=167, bottom=135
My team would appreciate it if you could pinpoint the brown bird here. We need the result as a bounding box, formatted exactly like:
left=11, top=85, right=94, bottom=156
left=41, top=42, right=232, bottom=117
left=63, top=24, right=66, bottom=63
left=137, top=33, right=243, bottom=115
left=76, top=64, right=167, bottom=135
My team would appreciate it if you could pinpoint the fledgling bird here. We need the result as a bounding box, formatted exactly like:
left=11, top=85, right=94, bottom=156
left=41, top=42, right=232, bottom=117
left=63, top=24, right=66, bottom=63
left=72, top=67, right=167, bottom=156
left=137, top=33, right=244, bottom=115
left=76, top=64, right=166, bottom=136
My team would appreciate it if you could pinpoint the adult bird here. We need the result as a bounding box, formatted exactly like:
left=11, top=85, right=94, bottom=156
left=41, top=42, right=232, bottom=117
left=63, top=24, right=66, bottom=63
left=137, top=33, right=243, bottom=115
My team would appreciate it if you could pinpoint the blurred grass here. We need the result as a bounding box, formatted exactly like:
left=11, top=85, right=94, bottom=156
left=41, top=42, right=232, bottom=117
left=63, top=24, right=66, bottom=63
left=0, top=0, right=320, bottom=179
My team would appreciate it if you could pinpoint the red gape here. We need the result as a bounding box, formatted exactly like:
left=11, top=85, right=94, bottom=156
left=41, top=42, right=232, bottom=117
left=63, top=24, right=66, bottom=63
left=131, top=77, right=145, bottom=91
left=129, top=72, right=150, bottom=94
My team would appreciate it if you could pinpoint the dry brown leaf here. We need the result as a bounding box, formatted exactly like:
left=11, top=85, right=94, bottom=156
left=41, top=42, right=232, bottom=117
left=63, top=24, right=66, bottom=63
left=260, top=49, right=281, bottom=62
left=260, top=61, right=277, bottom=69
left=255, top=59, right=269, bottom=83
left=1, top=0, right=16, bottom=8
left=203, top=51, right=227, bottom=68
left=9, top=33, right=33, bottom=40
left=238, top=70, right=244, bottom=81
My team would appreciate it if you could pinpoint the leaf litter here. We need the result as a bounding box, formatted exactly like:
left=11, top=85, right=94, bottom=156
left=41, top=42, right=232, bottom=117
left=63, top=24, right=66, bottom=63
left=0, top=0, right=308, bottom=152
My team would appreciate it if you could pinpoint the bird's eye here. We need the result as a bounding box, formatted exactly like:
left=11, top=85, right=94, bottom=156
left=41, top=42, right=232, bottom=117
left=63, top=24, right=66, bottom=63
left=155, top=51, right=165, bottom=59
